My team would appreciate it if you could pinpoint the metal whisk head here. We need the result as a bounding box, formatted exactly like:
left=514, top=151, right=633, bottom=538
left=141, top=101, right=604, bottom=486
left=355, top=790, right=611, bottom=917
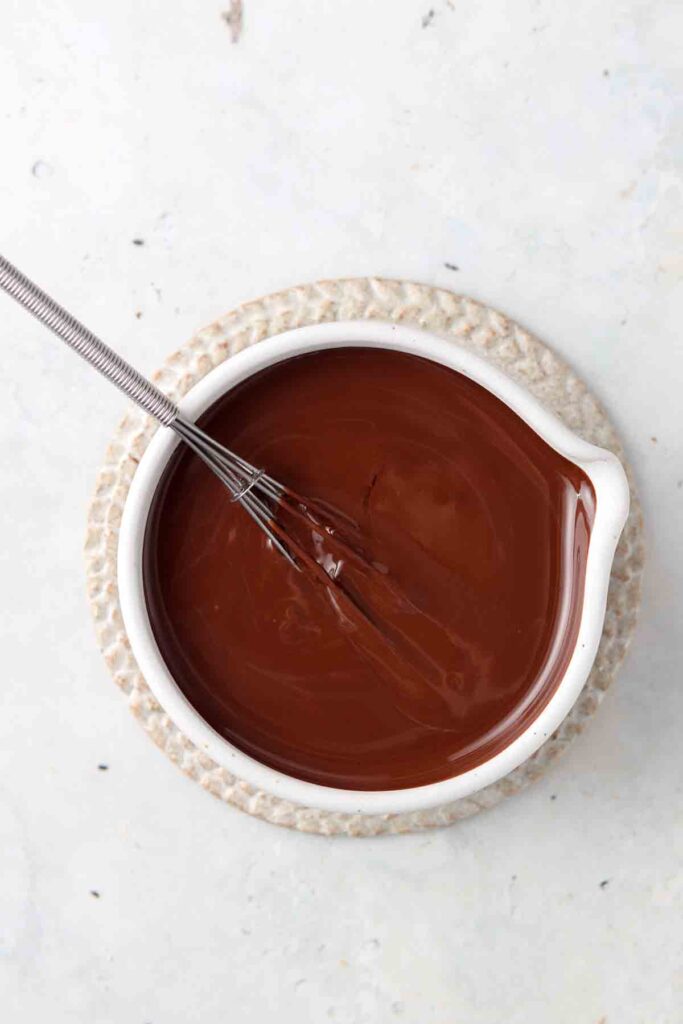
left=172, top=415, right=298, bottom=568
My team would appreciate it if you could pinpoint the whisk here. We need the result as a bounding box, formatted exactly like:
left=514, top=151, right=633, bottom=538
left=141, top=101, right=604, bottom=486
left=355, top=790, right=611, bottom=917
left=0, top=253, right=298, bottom=567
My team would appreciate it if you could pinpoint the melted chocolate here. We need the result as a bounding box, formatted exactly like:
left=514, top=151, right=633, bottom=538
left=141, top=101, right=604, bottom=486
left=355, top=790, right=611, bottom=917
left=143, top=348, right=594, bottom=790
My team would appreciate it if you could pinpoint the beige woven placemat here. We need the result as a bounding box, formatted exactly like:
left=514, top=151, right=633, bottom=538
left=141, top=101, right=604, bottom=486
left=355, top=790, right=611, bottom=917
left=85, top=279, right=644, bottom=836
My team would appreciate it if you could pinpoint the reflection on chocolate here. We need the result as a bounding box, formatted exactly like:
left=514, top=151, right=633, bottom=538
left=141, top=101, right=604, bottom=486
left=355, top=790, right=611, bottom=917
left=143, top=348, right=594, bottom=791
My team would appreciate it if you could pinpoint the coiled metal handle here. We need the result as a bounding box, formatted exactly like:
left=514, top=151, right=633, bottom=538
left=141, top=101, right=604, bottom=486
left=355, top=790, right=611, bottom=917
left=0, top=253, right=179, bottom=426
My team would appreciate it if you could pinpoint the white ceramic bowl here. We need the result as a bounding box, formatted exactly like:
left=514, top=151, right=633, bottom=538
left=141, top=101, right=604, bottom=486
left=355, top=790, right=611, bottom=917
left=118, top=321, right=630, bottom=815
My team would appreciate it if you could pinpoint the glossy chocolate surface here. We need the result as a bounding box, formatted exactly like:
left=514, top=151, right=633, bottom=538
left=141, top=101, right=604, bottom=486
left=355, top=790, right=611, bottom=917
left=143, top=347, right=594, bottom=790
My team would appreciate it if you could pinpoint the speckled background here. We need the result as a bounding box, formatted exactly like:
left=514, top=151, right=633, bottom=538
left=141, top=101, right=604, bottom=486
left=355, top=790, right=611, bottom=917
left=1, top=2, right=681, bottom=1021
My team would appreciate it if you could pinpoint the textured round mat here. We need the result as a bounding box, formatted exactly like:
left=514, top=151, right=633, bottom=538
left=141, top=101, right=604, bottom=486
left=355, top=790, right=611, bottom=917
left=85, top=279, right=644, bottom=836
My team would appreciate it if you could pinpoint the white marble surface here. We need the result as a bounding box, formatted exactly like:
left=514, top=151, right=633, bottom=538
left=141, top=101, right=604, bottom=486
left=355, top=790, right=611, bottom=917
left=1, top=1, right=682, bottom=1020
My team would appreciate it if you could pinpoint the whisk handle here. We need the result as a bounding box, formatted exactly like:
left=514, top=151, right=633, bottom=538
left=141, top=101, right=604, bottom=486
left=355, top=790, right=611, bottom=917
left=0, top=253, right=179, bottom=426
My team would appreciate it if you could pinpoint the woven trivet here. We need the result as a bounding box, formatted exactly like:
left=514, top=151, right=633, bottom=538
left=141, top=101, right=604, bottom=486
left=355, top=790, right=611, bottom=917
left=85, top=279, right=644, bottom=836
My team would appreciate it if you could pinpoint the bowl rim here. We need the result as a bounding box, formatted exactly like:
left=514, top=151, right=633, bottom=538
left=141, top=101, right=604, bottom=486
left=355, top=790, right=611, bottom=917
left=117, top=320, right=630, bottom=815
